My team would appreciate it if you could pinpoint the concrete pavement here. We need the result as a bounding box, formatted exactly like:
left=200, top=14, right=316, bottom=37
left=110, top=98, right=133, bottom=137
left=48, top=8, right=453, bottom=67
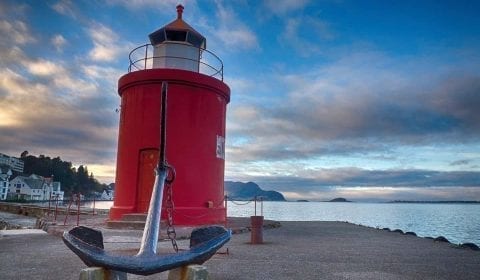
left=1, top=211, right=479, bottom=279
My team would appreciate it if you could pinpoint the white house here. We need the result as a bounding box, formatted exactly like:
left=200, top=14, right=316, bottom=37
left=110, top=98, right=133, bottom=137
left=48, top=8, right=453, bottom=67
left=0, top=165, right=13, bottom=200
left=0, top=153, right=24, bottom=173
left=100, top=189, right=114, bottom=200
left=47, top=180, right=64, bottom=201
left=8, top=174, right=64, bottom=201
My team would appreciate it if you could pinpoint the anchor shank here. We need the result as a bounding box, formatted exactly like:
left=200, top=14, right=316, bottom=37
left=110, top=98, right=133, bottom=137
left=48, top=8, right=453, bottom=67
left=137, top=167, right=167, bottom=256
left=137, top=82, right=169, bottom=257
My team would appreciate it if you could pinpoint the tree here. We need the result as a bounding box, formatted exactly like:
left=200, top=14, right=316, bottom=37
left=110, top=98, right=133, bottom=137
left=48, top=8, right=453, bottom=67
left=22, top=153, right=109, bottom=197
left=20, top=151, right=28, bottom=158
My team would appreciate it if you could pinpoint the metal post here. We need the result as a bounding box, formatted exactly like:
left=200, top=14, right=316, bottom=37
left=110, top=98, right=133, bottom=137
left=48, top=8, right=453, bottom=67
left=260, top=197, right=263, bottom=216
left=48, top=193, right=52, bottom=217
left=54, top=194, right=59, bottom=222
left=254, top=196, right=257, bottom=216
left=224, top=195, right=228, bottom=228
left=77, top=193, right=81, bottom=226
left=144, top=45, right=148, bottom=70
left=64, top=196, right=73, bottom=226
left=92, top=197, right=96, bottom=216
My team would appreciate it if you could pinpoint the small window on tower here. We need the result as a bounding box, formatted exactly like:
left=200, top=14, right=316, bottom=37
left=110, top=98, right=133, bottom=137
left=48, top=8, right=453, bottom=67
left=187, top=33, right=204, bottom=48
left=166, top=30, right=187, bottom=42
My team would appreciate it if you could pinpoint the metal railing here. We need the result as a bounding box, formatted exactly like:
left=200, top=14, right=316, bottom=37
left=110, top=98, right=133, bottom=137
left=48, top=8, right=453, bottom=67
left=128, top=43, right=224, bottom=81
left=227, top=195, right=264, bottom=217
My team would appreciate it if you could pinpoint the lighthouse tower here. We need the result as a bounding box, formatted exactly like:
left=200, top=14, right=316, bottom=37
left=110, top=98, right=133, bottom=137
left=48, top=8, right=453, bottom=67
left=110, top=5, right=230, bottom=225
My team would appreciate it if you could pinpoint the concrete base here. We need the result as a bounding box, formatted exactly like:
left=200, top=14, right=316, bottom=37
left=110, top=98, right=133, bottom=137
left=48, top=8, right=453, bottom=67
left=168, top=265, right=210, bottom=280
left=79, top=267, right=127, bottom=280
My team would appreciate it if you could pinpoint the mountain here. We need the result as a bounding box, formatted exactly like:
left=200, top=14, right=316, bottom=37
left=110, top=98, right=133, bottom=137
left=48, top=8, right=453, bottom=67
left=328, top=197, right=352, bottom=202
left=225, top=181, right=286, bottom=201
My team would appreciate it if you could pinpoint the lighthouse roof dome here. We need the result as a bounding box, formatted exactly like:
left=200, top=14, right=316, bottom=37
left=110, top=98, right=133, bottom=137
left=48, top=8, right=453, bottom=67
left=149, top=5, right=206, bottom=49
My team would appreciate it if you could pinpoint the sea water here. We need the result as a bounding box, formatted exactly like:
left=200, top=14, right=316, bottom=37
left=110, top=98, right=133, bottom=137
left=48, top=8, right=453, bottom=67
left=91, top=201, right=480, bottom=245
left=228, top=201, right=480, bottom=246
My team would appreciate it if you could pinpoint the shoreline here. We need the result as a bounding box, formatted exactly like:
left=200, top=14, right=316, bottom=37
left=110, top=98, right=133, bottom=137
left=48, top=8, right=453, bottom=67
left=1, top=207, right=479, bottom=250
left=1, top=201, right=479, bottom=247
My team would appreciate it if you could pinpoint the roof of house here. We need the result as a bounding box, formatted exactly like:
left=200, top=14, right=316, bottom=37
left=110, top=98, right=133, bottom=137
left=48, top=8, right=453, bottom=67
left=0, top=164, right=12, bottom=174
left=12, top=175, right=46, bottom=189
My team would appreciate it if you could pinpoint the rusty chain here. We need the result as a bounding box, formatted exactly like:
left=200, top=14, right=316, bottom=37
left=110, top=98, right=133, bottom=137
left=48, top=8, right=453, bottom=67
left=165, top=165, right=178, bottom=252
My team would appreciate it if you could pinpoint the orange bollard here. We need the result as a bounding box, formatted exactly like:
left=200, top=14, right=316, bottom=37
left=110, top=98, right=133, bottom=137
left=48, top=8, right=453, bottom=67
left=250, top=215, right=264, bottom=244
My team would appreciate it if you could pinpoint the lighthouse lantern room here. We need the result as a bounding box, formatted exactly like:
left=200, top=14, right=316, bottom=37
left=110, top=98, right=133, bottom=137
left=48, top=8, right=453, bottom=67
left=149, top=5, right=205, bottom=72
left=110, top=5, right=230, bottom=226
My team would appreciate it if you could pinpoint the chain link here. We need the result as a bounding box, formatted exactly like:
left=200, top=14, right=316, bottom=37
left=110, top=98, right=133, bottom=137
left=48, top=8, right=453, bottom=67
left=165, top=165, right=178, bottom=252
left=229, top=198, right=255, bottom=205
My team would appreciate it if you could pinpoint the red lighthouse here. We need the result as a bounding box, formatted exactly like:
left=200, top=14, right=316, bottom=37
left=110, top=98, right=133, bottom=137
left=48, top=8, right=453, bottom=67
left=109, top=5, right=230, bottom=225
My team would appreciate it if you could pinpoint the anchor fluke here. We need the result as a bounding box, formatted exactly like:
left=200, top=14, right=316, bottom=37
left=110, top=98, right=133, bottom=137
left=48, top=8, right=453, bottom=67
left=62, top=225, right=231, bottom=275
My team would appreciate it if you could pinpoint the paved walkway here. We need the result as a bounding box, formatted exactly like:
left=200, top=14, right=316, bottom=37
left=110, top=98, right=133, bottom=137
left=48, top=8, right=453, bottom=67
left=1, top=211, right=479, bottom=279
left=0, top=211, right=37, bottom=229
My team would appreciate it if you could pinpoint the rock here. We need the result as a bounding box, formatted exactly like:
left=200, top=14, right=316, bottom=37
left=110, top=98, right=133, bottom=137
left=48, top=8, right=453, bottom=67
left=392, top=229, right=404, bottom=234
left=328, top=198, right=352, bottom=202
left=405, top=231, right=417, bottom=236
left=460, top=243, right=479, bottom=251
left=434, top=236, right=450, bottom=243
left=0, top=220, right=22, bottom=230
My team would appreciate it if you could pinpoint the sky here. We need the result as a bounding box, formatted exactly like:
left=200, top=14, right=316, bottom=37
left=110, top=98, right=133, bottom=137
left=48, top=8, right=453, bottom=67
left=1, top=0, right=479, bottom=201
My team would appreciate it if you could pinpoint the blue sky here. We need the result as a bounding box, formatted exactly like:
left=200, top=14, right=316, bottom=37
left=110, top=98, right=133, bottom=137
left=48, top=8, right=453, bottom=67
left=1, top=0, right=479, bottom=201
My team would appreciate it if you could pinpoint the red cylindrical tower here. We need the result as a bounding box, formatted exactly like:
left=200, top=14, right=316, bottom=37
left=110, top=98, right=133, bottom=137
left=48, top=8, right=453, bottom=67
left=110, top=5, right=230, bottom=225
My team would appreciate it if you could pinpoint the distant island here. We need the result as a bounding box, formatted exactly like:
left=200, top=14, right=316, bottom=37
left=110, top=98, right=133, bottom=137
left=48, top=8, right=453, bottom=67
left=297, top=199, right=309, bottom=202
left=224, top=181, right=286, bottom=201
left=328, top=197, right=352, bottom=202
left=389, top=200, right=480, bottom=204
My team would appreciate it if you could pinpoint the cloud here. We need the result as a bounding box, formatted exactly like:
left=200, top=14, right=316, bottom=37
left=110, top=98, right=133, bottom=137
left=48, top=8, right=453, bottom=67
left=279, top=15, right=334, bottom=57
left=51, top=0, right=77, bottom=19
left=25, top=59, right=64, bottom=76
left=216, top=28, right=258, bottom=49
left=0, top=17, right=120, bottom=178
left=226, top=168, right=480, bottom=201
left=0, top=2, right=137, bottom=182
left=107, top=0, right=187, bottom=11
left=430, top=75, right=480, bottom=131
left=87, top=23, right=133, bottom=62
left=51, top=34, right=67, bottom=52
left=226, top=164, right=480, bottom=201
left=227, top=168, right=480, bottom=191
left=0, top=19, right=35, bottom=45
left=263, top=0, right=309, bottom=15
left=281, top=186, right=480, bottom=201
left=200, top=1, right=259, bottom=51
left=450, top=159, right=471, bottom=166
left=226, top=50, right=480, bottom=164
left=0, top=64, right=118, bottom=165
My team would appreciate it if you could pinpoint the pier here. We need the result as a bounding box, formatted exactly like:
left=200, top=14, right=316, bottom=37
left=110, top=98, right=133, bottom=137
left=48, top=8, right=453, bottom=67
left=1, top=209, right=479, bottom=279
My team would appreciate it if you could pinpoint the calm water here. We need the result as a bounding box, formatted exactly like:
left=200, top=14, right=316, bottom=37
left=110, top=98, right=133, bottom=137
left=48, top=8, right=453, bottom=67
left=92, top=201, right=480, bottom=245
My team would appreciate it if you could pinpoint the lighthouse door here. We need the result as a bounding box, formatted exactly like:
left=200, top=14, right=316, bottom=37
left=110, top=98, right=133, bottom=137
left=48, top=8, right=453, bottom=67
left=136, top=149, right=159, bottom=213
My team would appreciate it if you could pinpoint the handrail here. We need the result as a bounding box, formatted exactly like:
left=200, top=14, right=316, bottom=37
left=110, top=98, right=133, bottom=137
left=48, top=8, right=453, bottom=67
left=127, top=43, right=224, bottom=81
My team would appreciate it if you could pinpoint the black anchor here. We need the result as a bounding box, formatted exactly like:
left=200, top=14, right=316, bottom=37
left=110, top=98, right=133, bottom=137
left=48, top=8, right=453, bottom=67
left=62, top=82, right=231, bottom=275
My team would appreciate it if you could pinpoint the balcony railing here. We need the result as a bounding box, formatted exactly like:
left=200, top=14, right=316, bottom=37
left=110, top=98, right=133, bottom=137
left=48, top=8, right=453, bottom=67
left=128, top=43, right=224, bottom=81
